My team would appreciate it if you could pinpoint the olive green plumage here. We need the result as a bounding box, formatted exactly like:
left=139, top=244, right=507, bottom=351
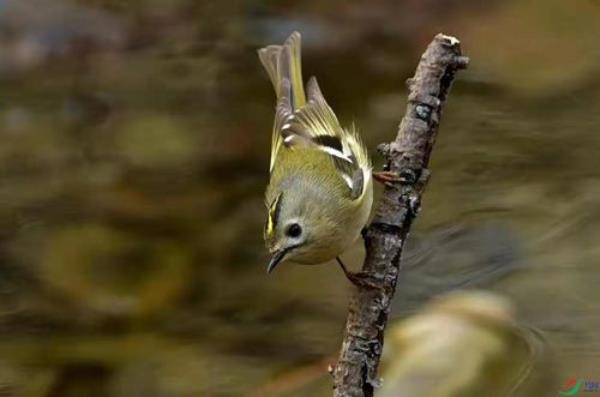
left=259, top=32, right=373, bottom=273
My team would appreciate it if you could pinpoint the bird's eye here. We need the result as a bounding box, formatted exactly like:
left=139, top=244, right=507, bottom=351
left=286, top=223, right=302, bottom=238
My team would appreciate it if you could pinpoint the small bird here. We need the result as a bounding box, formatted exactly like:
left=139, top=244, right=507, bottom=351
left=259, top=32, right=373, bottom=280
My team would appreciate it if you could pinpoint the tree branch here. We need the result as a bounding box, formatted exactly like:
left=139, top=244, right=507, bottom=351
left=332, top=34, right=469, bottom=397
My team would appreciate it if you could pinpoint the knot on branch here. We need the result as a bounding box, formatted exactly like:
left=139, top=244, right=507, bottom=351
left=377, top=143, right=390, bottom=157
left=415, top=104, right=433, bottom=122
left=456, top=56, right=470, bottom=69
left=404, top=190, right=421, bottom=217
left=398, top=168, right=418, bottom=184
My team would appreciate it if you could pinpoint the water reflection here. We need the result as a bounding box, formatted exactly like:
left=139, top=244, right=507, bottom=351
left=1, top=0, right=600, bottom=395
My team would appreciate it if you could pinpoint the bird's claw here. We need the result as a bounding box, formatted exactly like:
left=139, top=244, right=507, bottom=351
left=346, top=271, right=381, bottom=289
left=336, top=257, right=381, bottom=289
left=373, top=171, right=402, bottom=186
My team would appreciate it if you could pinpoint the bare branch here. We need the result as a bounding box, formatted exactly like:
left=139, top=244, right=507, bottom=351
left=332, top=34, right=469, bottom=397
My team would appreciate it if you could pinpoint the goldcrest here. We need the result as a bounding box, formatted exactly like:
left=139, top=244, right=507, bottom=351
left=259, top=32, right=373, bottom=274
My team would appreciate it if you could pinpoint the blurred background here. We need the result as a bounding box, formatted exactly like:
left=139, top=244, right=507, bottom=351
left=1, top=0, right=600, bottom=396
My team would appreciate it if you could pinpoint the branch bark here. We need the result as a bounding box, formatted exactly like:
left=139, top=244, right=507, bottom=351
left=332, top=34, right=469, bottom=397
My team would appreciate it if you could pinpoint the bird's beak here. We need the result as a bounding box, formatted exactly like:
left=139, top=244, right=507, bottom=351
left=267, top=247, right=289, bottom=273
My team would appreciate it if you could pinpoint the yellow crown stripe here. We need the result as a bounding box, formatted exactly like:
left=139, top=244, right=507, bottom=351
left=266, top=193, right=283, bottom=238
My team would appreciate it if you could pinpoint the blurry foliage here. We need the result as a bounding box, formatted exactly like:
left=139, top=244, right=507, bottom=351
left=115, top=115, right=197, bottom=168
left=37, top=224, right=192, bottom=317
left=0, top=0, right=599, bottom=395
left=380, top=292, right=555, bottom=397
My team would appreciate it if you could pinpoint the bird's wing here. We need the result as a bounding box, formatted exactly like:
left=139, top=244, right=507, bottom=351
left=284, top=77, right=372, bottom=200
left=258, top=32, right=371, bottom=200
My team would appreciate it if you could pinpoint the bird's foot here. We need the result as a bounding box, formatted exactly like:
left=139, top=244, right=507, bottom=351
left=336, top=257, right=381, bottom=289
left=373, top=171, right=402, bottom=186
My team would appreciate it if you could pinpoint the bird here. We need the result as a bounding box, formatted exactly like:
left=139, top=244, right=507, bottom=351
left=258, top=31, right=373, bottom=283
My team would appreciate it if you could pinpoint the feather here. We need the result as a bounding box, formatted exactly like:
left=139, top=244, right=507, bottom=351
left=258, top=32, right=371, bottom=201
left=258, top=32, right=306, bottom=171
left=264, top=192, right=283, bottom=239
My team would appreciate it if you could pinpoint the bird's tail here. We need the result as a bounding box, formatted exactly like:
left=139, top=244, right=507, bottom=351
left=258, top=32, right=306, bottom=110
